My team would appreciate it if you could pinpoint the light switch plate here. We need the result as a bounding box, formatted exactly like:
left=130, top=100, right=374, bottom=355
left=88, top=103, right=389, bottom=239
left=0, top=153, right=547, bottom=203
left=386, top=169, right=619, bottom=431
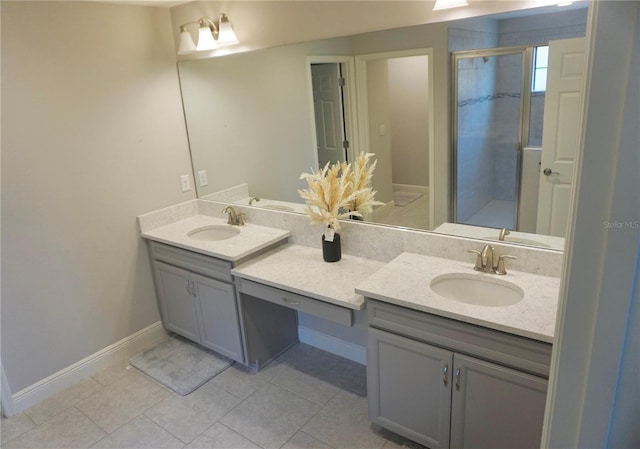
left=198, top=170, right=208, bottom=187
left=180, top=174, right=191, bottom=192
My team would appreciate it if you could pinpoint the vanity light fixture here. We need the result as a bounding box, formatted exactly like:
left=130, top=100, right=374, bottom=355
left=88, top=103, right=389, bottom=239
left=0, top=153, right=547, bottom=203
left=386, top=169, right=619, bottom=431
left=177, top=13, right=239, bottom=55
left=432, top=0, right=469, bottom=11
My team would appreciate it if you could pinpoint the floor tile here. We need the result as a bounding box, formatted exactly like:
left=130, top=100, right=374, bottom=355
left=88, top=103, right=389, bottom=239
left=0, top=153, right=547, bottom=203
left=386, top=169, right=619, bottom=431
left=3, top=407, right=106, bottom=449
left=0, top=413, right=36, bottom=445
left=90, top=415, right=184, bottom=449
left=144, top=381, right=242, bottom=443
left=75, top=370, right=170, bottom=433
left=303, top=391, right=387, bottom=449
left=273, top=347, right=367, bottom=402
left=25, top=377, right=104, bottom=425
left=208, top=359, right=281, bottom=400
left=269, top=350, right=342, bottom=405
left=282, top=431, right=334, bottom=449
left=185, top=423, right=261, bottom=449
left=374, top=424, right=428, bottom=449
left=92, top=358, right=136, bottom=386
left=220, top=383, right=320, bottom=449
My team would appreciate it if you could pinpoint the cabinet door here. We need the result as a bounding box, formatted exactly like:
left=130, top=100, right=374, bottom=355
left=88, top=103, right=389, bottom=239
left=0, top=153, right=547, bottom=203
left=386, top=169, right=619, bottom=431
left=450, top=354, right=548, bottom=449
left=154, top=261, right=201, bottom=343
left=192, top=273, right=244, bottom=362
left=367, top=328, right=453, bottom=449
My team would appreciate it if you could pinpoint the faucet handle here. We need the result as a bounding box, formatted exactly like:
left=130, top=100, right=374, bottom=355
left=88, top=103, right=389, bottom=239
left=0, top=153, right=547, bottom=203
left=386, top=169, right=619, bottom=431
left=237, top=212, right=246, bottom=226
left=466, top=249, right=484, bottom=271
left=496, top=255, right=517, bottom=275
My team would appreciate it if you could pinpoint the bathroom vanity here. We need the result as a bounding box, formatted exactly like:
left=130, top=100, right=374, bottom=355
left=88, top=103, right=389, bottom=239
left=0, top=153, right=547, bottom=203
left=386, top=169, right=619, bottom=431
left=138, top=201, right=561, bottom=449
left=356, top=253, right=557, bottom=449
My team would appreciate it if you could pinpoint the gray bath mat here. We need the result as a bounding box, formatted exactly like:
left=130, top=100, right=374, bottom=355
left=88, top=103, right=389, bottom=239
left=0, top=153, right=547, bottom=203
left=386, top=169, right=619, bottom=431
left=393, top=191, right=423, bottom=207
left=130, top=336, right=232, bottom=395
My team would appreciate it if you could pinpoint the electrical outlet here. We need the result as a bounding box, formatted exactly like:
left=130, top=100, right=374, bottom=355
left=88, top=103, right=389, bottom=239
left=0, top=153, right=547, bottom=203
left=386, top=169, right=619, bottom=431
left=198, top=170, right=208, bottom=187
left=180, top=174, right=191, bottom=192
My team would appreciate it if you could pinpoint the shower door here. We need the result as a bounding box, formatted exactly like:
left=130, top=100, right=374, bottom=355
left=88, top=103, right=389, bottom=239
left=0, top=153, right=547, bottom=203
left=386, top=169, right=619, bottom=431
left=452, top=48, right=532, bottom=230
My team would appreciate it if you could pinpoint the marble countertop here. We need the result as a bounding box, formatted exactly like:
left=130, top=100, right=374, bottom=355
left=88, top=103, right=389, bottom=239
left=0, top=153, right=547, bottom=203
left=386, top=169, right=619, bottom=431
left=232, top=244, right=385, bottom=310
left=356, top=252, right=560, bottom=343
left=140, top=214, right=290, bottom=262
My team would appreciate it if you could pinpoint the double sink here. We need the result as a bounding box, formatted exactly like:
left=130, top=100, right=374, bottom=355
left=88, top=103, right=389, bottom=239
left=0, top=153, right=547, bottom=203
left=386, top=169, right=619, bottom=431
left=184, top=221, right=526, bottom=309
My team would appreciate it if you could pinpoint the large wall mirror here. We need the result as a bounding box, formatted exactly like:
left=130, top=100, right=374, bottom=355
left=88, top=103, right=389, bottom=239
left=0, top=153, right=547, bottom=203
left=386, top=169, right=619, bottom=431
left=178, top=4, right=588, bottom=252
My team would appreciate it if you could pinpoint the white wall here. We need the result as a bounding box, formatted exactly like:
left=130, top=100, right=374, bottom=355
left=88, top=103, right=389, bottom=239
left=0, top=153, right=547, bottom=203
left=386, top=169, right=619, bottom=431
left=1, top=1, right=193, bottom=393
left=366, top=59, right=394, bottom=204
left=389, top=55, right=430, bottom=188
left=178, top=37, right=354, bottom=202
left=170, top=1, right=562, bottom=58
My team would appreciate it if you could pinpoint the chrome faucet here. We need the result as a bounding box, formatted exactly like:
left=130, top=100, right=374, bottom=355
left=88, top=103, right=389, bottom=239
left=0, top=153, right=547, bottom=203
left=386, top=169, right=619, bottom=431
left=499, top=228, right=510, bottom=241
left=249, top=196, right=261, bottom=205
left=467, top=244, right=517, bottom=275
left=222, top=205, right=246, bottom=226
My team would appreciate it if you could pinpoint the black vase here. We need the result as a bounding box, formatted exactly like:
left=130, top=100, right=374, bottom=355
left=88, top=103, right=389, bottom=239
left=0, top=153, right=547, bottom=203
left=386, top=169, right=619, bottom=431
left=322, top=232, right=341, bottom=262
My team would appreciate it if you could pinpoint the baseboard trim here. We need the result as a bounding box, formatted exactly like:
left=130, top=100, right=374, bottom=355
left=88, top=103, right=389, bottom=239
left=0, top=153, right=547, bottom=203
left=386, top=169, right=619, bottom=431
left=298, top=326, right=366, bottom=365
left=8, top=322, right=167, bottom=415
left=392, top=183, right=429, bottom=195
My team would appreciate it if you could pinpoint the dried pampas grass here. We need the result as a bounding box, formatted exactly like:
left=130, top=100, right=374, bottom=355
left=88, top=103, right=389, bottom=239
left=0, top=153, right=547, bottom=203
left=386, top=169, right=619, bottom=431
left=298, top=153, right=382, bottom=232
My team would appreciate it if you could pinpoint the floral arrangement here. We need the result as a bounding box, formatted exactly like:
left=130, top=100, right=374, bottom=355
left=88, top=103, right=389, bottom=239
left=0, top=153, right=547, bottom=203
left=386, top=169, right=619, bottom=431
left=298, top=153, right=382, bottom=237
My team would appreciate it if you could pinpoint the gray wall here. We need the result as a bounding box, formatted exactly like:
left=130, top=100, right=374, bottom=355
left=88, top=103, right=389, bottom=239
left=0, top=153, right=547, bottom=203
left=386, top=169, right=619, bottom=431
left=1, top=1, right=194, bottom=392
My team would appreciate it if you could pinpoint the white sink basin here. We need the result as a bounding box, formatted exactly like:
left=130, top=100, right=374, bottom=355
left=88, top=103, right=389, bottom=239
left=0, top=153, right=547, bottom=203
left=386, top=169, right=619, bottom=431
left=187, top=225, right=240, bottom=241
left=430, top=273, right=524, bottom=307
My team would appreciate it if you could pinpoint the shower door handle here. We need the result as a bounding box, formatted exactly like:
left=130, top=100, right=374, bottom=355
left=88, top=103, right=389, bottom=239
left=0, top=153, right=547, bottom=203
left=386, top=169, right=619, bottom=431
left=543, top=168, right=559, bottom=176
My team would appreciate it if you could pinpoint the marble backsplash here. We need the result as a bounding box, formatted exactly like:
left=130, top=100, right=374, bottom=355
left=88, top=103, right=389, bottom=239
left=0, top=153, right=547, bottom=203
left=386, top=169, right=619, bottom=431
left=139, top=199, right=564, bottom=278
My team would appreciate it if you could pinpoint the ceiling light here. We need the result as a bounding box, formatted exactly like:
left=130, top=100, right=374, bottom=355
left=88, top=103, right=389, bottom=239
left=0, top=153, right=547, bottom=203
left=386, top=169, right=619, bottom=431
left=433, top=0, right=469, bottom=11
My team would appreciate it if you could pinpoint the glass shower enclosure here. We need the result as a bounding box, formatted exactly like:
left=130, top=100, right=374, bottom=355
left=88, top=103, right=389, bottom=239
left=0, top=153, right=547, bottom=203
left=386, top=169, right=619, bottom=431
left=452, top=47, right=533, bottom=230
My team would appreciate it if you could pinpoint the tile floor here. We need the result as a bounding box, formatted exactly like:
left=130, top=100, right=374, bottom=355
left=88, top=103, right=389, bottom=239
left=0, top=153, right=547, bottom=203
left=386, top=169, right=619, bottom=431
left=375, top=194, right=430, bottom=231
left=1, top=343, right=425, bottom=449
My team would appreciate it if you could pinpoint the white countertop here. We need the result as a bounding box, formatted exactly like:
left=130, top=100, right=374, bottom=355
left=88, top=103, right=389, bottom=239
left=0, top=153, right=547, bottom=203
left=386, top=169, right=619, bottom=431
left=140, top=214, right=290, bottom=262
left=356, top=252, right=560, bottom=343
left=232, top=244, right=385, bottom=310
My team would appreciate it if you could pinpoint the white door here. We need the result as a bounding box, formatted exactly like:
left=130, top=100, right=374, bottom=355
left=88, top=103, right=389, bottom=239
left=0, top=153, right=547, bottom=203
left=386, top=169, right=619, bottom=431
left=311, top=63, right=346, bottom=167
left=536, top=37, right=586, bottom=236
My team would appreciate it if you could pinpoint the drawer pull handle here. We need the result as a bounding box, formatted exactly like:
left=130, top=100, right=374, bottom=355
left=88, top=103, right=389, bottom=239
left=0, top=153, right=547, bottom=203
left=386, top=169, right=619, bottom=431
left=282, top=297, right=300, bottom=306
left=455, top=368, right=461, bottom=390
left=443, top=364, right=449, bottom=386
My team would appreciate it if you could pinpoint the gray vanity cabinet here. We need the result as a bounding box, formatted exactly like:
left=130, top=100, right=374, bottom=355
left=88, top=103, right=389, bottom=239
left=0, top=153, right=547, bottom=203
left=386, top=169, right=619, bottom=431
left=449, top=354, right=547, bottom=449
left=366, top=299, right=551, bottom=449
left=154, top=262, right=202, bottom=343
left=367, top=328, right=452, bottom=449
left=149, top=242, right=244, bottom=363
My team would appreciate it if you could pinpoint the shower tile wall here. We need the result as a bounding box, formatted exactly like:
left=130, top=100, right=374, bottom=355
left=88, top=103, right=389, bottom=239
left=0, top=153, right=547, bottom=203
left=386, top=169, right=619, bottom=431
left=449, top=22, right=499, bottom=223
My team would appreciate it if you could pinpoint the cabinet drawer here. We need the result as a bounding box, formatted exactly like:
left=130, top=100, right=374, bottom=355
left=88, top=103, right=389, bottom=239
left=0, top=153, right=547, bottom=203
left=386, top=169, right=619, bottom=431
left=150, top=241, right=233, bottom=282
left=236, top=278, right=353, bottom=326
left=367, top=299, right=552, bottom=377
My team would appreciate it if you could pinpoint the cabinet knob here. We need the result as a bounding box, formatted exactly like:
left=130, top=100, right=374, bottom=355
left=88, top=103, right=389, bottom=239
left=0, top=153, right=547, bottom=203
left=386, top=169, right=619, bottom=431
left=443, top=364, right=449, bottom=386
left=455, top=368, right=461, bottom=390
